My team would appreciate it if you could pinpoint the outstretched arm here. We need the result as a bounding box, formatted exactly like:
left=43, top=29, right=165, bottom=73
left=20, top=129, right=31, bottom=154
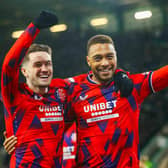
left=152, top=65, right=168, bottom=92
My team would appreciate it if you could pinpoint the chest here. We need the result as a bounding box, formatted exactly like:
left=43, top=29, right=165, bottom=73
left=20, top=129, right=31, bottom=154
left=13, top=90, right=65, bottom=125
left=72, top=86, right=139, bottom=129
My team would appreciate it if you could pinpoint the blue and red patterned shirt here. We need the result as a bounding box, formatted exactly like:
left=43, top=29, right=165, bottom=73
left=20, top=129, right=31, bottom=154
left=66, top=66, right=168, bottom=168
left=1, top=23, right=68, bottom=168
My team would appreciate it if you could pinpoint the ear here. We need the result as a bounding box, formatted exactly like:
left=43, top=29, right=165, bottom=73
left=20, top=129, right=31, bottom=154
left=21, top=67, right=28, bottom=78
left=86, top=56, right=91, bottom=67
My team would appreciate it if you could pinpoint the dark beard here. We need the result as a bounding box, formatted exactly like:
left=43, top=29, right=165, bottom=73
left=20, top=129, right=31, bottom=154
left=93, top=69, right=115, bottom=84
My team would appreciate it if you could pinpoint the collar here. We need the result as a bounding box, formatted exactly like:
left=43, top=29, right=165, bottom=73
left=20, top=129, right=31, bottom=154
left=20, top=83, right=54, bottom=100
left=86, top=71, right=114, bottom=87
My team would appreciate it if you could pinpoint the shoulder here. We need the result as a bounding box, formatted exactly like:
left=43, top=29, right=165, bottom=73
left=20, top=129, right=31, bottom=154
left=50, top=78, right=67, bottom=88
left=64, top=73, right=87, bottom=85
left=129, top=71, right=152, bottom=84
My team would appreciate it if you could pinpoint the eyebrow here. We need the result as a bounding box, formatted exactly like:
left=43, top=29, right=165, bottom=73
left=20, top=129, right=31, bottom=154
left=92, top=52, right=115, bottom=57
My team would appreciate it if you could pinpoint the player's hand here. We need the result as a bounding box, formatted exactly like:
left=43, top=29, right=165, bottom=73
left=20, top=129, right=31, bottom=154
left=114, top=70, right=133, bottom=97
left=34, top=10, right=58, bottom=29
left=3, top=131, right=17, bottom=155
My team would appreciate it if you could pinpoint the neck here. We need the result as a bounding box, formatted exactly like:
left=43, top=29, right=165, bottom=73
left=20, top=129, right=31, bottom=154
left=92, top=75, right=100, bottom=84
left=27, top=82, right=48, bottom=95
left=91, top=74, right=112, bottom=85
left=36, top=87, right=48, bottom=95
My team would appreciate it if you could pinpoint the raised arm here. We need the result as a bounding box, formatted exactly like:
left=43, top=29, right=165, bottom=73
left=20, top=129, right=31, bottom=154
left=1, top=10, right=58, bottom=137
left=1, top=23, right=40, bottom=104
left=1, top=23, right=40, bottom=136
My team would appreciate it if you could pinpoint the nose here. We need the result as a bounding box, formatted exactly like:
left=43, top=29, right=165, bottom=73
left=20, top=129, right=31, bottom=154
left=101, top=58, right=109, bottom=66
left=41, top=64, right=48, bottom=71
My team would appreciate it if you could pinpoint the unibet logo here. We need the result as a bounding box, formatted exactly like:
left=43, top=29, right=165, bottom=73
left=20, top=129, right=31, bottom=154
left=83, top=100, right=117, bottom=113
left=39, top=105, right=61, bottom=112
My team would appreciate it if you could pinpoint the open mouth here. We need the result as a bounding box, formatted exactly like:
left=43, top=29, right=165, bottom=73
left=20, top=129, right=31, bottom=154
left=40, top=75, right=49, bottom=78
left=100, top=69, right=110, bottom=72
left=39, top=75, right=50, bottom=81
left=99, top=68, right=112, bottom=74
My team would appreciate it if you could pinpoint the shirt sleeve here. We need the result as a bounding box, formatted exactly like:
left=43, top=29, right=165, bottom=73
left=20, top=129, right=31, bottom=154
left=131, top=65, right=168, bottom=103
left=130, top=71, right=153, bottom=103
left=151, top=65, right=168, bottom=92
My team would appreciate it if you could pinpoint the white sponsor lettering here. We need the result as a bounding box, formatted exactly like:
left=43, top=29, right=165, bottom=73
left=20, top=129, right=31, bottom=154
left=87, top=113, right=119, bottom=123
left=63, top=146, right=75, bottom=160
left=45, top=112, right=62, bottom=116
left=63, top=155, right=76, bottom=160
left=63, top=146, right=74, bottom=153
left=39, top=105, right=61, bottom=112
left=84, top=100, right=117, bottom=113
left=40, top=117, right=63, bottom=122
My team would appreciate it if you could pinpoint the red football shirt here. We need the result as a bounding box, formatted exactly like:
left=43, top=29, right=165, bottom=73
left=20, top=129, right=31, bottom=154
left=66, top=66, right=168, bottom=168
left=1, top=23, right=67, bottom=168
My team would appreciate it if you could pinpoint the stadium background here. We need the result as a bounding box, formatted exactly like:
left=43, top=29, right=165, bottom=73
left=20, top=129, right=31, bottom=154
left=0, top=0, right=168, bottom=167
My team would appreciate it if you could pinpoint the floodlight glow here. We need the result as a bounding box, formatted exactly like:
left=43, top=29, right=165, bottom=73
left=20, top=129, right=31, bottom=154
left=50, top=24, right=67, bottom=32
left=90, top=17, right=108, bottom=26
left=134, top=10, right=152, bottom=20
left=12, top=30, right=24, bottom=39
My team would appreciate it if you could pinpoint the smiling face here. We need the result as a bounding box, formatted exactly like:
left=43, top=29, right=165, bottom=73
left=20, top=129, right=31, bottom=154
left=21, top=51, right=53, bottom=93
left=87, top=43, right=117, bottom=84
